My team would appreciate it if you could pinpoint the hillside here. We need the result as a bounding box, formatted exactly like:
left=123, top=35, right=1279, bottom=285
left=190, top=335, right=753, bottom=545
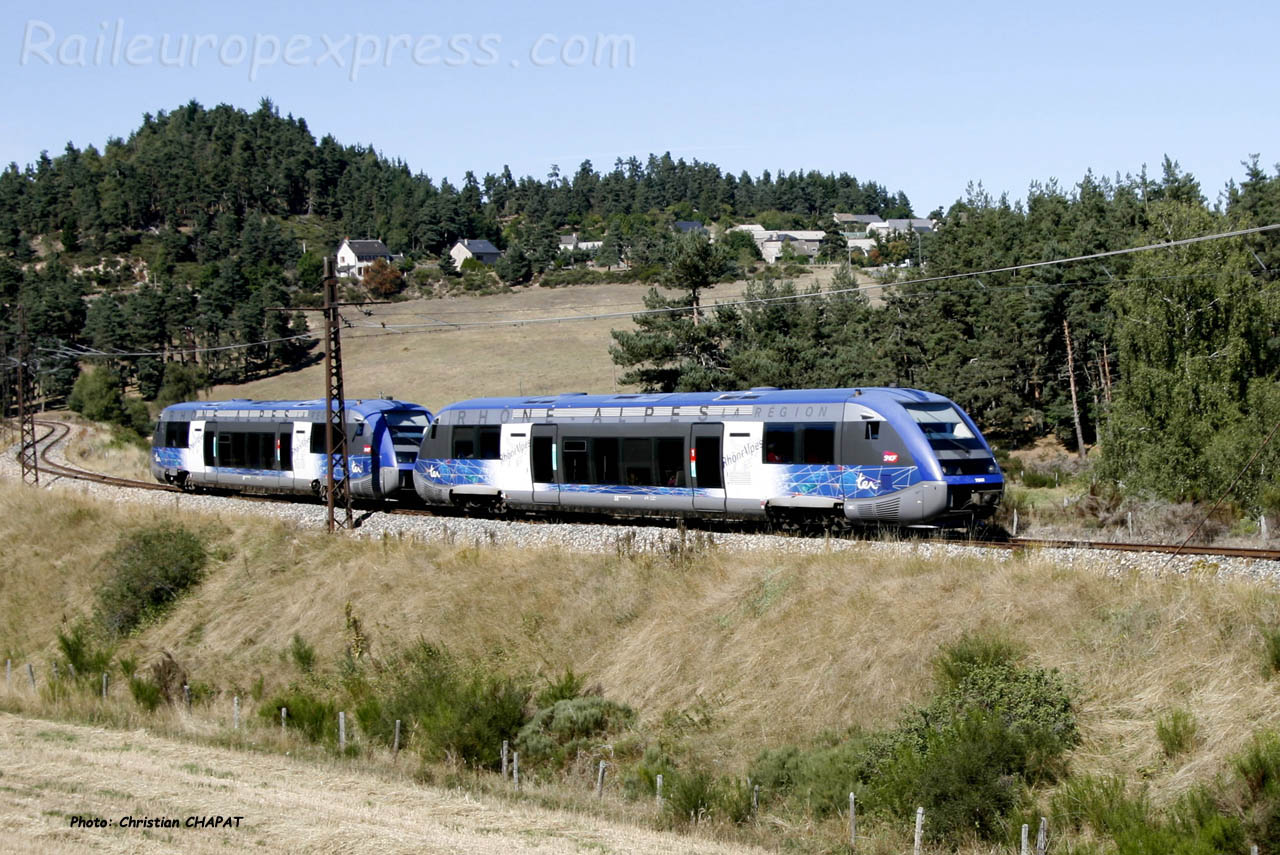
left=4, top=477, right=1280, bottom=851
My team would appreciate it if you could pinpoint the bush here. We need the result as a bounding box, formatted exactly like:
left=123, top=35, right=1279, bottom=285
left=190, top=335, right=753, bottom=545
left=354, top=641, right=527, bottom=770
left=748, top=650, right=1079, bottom=844
left=1263, top=627, right=1280, bottom=675
left=95, top=523, right=208, bottom=635
left=290, top=633, right=316, bottom=673
left=129, top=675, right=163, bottom=712
left=664, top=768, right=754, bottom=825
left=56, top=621, right=113, bottom=674
left=259, top=689, right=337, bottom=743
left=1157, top=708, right=1198, bottom=757
left=68, top=368, right=125, bottom=424
left=534, top=667, right=586, bottom=708
left=516, top=696, right=635, bottom=766
left=933, top=631, right=1026, bottom=688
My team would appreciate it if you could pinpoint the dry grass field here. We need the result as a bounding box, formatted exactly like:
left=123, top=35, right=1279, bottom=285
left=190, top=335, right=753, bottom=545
left=3, top=479, right=1280, bottom=828
left=0, top=711, right=767, bottom=855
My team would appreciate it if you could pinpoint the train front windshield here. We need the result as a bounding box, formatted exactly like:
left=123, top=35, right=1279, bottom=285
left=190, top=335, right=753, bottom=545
left=902, top=403, right=985, bottom=451
left=385, top=411, right=431, bottom=445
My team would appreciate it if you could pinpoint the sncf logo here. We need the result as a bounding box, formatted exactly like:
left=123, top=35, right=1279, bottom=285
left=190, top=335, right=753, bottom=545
left=882, top=451, right=899, bottom=463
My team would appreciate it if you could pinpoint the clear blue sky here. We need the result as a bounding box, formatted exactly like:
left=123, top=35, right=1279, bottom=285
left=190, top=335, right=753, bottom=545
left=4, top=0, right=1276, bottom=215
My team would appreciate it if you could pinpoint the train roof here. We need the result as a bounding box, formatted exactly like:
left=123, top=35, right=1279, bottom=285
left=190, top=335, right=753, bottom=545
left=159, top=399, right=430, bottom=418
left=437, top=387, right=950, bottom=412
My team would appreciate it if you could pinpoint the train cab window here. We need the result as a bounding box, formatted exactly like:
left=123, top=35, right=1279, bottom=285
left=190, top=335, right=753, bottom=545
left=478, top=427, right=501, bottom=459
left=865, top=421, right=880, bottom=441
left=161, top=421, right=190, bottom=448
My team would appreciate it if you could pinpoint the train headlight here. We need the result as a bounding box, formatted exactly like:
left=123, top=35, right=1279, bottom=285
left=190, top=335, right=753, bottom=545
left=987, top=461, right=998, bottom=474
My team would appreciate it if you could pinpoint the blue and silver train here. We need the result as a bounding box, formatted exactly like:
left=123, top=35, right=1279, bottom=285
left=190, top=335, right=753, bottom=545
left=151, top=398, right=432, bottom=499
left=413, top=387, right=1002, bottom=527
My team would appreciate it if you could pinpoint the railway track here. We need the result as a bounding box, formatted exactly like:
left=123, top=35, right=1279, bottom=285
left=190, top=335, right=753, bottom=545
left=15, top=418, right=1280, bottom=563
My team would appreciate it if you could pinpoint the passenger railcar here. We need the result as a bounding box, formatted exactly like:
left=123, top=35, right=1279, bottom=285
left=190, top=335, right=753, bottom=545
left=413, top=387, right=1002, bottom=527
left=151, top=399, right=432, bottom=499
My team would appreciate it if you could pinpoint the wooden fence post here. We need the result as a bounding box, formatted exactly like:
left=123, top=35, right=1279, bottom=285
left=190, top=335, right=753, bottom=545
left=183, top=683, right=191, bottom=710
left=849, top=792, right=857, bottom=848
left=52, top=662, right=59, bottom=681
left=655, top=773, right=663, bottom=805
left=233, top=695, right=240, bottom=730
left=393, top=720, right=401, bottom=756
left=1036, top=816, right=1048, bottom=854
left=282, top=707, right=287, bottom=730
left=5, top=658, right=10, bottom=687
left=27, top=663, right=35, bottom=689
left=596, top=760, right=606, bottom=798
left=501, top=740, right=508, bottom=778
left=513, top=752, right=520, bottom=791
left=338, top=711, right=346, bottom=751
left=101, top=672, right=107, bottom=698
left=913, top=806, right=924, bottom=855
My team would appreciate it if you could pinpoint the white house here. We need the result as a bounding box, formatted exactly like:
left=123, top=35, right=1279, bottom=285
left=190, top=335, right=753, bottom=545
left=558, top=233, right=603, bottom=253
left=450, top=238, right=501, bottom=267
left=336, top=238, right=392, bottom=278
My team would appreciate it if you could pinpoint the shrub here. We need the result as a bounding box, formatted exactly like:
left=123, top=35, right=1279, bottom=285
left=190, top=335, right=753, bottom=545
left=56, top=621, right=113, bottom=674
left=259, top=689, right=337, bottom=743
left=290, top=633, right=316, bottom=673
left=1263, top=627, right=1280, bottom=675
left=873, top=709, right=1030, bottom=843
left=534, top=667, right=586, bottom=708
left=354, top=641, right=527, bottom=769
left=129, top=675, right=163, bottom=712
left=933, top=631, right=1026, bottom=688
left=516, top=695, right=635, bottom=766
left=664, top=768, right=754, bottom=825
left=1157, top=708, right=1198, bottom=757
left=95, top=523, right=208, bottom=635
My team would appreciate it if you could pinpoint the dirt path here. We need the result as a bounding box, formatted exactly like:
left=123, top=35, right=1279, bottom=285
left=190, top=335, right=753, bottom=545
left=0, top=713, right=763, bottom=855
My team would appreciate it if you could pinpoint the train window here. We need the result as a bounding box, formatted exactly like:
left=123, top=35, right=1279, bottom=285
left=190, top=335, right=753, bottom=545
left=478, top=426, right=501, bottom=460
left=278, top=433, right=293, bottom=471
left=865, top=421, right=880, bottom=441
left=451, top=426, right=501, bottom=459
left=801, top=424, right=835, bottom=464
left=162, top=421, right=189, bottom=448
left=532, top=436, right=554, bottom=482
left=622, top=438, right=653, bottom=486
left=311, top=424, right=326, bottom=454
left=591, top=437, right=620, bottom=485
left=763, top=425, right=795, bottom=463
left=562, top=439, right=589, bottom=482
left=452, top=427, right=476, bottom=458
left=386, top=411, right=430, bottom=445
left=764, top=423, right=837, bottom=464
left=656, top=437, right=685, bottom=487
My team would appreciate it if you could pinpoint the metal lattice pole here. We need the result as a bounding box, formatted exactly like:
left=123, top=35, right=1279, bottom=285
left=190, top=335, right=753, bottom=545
left=322, top=257, right=353, bottom=531
left=16, top=305, right=38, bottom=486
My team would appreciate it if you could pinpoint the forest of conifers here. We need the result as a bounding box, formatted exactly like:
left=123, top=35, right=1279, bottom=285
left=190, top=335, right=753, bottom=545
left=0, top=99, right=1276, bottom=509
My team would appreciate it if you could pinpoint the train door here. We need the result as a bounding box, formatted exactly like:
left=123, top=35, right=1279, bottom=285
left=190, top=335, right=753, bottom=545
left=498, top=423, right=533, bottom=503
left=691, top=423, right=725, bottom=512
left=531, top=424, right=558, bottom=503
left=277, top=422, right=294, bottom=472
